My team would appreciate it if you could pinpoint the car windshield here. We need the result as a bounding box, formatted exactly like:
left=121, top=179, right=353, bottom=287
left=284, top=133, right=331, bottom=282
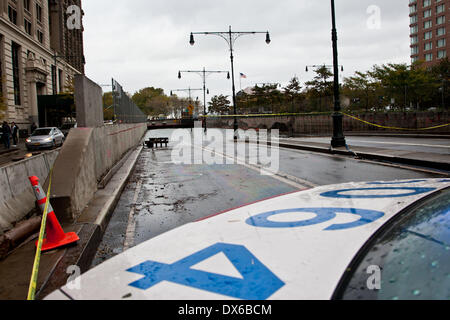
left=336, top=188, right=450, bottom=300
left=32, top=129, right=52, bottom=136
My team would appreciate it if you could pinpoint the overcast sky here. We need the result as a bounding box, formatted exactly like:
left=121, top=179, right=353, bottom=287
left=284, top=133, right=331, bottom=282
left=82, top=0, right=410, bottom=104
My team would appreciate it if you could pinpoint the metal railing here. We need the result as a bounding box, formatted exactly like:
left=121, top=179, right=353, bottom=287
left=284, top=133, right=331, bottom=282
left=112, top=79, right=147, bottom=123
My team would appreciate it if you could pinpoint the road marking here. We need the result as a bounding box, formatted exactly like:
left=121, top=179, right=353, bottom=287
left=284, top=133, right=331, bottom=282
left=252, top=139, right=449, bottom=176
left=123, top=179, right=143, bottom=251
left=289, top=138, right=450, bottom=149
left=199, top=144, right=317, bottom=189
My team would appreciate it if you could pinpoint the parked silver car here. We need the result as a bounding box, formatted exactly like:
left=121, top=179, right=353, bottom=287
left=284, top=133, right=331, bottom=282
left=25, top=127, right=65, bottom=151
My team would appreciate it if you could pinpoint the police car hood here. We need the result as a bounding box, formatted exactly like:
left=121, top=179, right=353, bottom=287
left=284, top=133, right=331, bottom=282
left=45, top=179, right=450, bottom=300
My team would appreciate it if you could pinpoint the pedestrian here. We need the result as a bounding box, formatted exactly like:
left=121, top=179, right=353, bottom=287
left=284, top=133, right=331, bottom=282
left=2, top=121, right=11, bottom=149
left=31, top=122, right=37, bottom=134
left=11, top=122, right=19, bottom=147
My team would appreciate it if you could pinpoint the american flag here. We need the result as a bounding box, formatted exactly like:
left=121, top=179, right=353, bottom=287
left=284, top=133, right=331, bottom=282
left=240, top=73, right=247, bottom=79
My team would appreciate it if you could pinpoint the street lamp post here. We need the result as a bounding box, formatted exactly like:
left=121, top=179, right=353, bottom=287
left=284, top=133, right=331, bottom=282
left=190, top=26, right=271, bottom=138
left=330, top=0, right=346, bottom=148
left=170, top=87, right=203, bottom=118
left=178, top=68, right=230, bottom=132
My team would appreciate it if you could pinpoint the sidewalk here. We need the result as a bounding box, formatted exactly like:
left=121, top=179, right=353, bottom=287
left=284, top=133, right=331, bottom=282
left=0, top=144, right=143, bottom=300
left=274, top=138, right=450, bottom=172
left=0, top=140, right=30, bottom=167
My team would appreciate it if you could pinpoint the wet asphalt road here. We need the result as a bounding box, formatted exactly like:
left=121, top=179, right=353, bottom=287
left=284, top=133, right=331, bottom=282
left=91, top=129, right=447, bottom=268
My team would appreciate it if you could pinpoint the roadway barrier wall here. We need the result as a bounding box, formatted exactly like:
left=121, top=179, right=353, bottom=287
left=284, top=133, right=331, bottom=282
left=0, top=150, right=59, bottom=235
left=48, top=123, right=147, bottom=223
left=205, top=111, right=450, bottom=135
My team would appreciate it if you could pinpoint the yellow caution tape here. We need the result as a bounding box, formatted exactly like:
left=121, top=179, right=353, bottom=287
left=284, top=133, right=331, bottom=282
left=341, top=112, right=450, bottom=131
left=201, top=111, right=449, bottom=131
left=27, top=169, right=53, bottom=301
left=200, top=111, right=332, bottom=118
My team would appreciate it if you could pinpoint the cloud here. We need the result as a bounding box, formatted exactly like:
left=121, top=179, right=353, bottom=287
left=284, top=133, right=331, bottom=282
left=83, top=0, right=410, bottom=102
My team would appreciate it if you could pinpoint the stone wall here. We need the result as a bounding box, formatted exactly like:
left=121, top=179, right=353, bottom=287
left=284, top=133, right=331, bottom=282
left=0, top=150, right=59, bottom=235
left=48, top=123, right=147, bottom=223
left=205, top=112, right=450, bottom=135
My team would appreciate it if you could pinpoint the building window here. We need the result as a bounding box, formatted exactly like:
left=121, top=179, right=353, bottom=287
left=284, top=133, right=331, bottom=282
left=424, top=42, right=433, bottom=51
left=11, top=42, right=21, bottom=106
left=24, top=19, right=32, bottom=35
left=8, top=6, right=17, bottom=25
left=24, top=0, right=31, bottom=12
left=51, top=65, right=57, bottom=94
left=423, top=0, right=431, bottom=7
left=411, top=25, right=418, bottom=34
left=424, top=20, right=432, bottom=29
left=411, top=35, right=418, bottom=44
left=424, top=31, right=433, bottom=40
left=410, top=4, right=417, bottom=13
left=438, top=50, right=447, bottom=59
left=437, top=4, right=445, bottom=14
left=425, top=53, right=433, bottom=61
left=411, top=15, right=418, bottom=24
left=437, top=38, right=446, bottom=48
left=58, top=69, right=64, bottom=93
left=0, top=36, right=4, bottom=101
left=437, top=15, right=445, bottom=25
left=423, top=8, right=432, bottom=18
left=411, top=46, right=419, bottom=55
left=36, top=30, right=44, bottom=43
left=437, top=27, right=446, bottom=36
left=412, top=56, right=419, bottom=63
left=36, top=4, right=42, bottom=23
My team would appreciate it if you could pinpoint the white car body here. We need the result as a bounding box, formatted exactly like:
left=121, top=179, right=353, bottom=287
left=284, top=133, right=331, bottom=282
left=45, top=178, right=450, bottom=300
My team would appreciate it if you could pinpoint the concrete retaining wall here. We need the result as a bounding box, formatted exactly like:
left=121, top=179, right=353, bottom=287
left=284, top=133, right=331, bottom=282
left=205, top=112, right=450, bottom=134
left=0, top=150, right=59, bottom=235
left=49, top=123, right=147, bottom=223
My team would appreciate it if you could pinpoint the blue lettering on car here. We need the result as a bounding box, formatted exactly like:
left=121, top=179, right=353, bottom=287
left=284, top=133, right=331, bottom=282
left=126, top=243, right=285, bottom=300
left=246, top=208, right=385, bottom=230
left=320, top=187, right=435, bottom=199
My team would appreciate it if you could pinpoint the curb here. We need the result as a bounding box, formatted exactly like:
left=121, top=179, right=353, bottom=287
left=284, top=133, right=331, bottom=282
left=275, top=142, right=450, bottom=173
left=35, top=144, right=144, bottom=299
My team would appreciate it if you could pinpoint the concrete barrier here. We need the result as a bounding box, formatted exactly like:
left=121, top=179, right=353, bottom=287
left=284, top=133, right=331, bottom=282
left=48, top=123, right=147, bottom=223
left=0, top=151, right=59, bottom=235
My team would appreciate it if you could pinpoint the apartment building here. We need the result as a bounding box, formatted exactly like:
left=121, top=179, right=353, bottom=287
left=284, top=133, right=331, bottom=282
left=410, top=0, right=450, bottom=66
left=0, top=0, right=85, bottom=130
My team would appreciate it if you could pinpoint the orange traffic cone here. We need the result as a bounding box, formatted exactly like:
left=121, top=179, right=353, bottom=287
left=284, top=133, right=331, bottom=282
left=29, top=176, right=79, bottom=252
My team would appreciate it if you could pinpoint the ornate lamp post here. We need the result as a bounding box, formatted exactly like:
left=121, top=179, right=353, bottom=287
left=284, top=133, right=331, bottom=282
left=170, top=87, right=203, bottom=118
left=330, top=0, right=346, bottom=148
left=178, top=68, right=230, bottom=132
left=190, top=26, right=271, bottom=138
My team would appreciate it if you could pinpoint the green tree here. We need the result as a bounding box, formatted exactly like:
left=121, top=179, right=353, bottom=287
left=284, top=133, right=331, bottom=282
left=431, top=57, right=450, bottom=110
left=208, top=94, right=231, bottom=115
left=304, top=66, right=334, bottom=111
left=343, top=71, right=378, bottom=112
left=131, top=87, right=170, bottom=116
left=283, top=76, right=304, bottom=113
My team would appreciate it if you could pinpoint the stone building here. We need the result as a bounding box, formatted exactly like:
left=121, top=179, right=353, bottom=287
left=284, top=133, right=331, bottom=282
left=0, top=0, right=84, bottom=132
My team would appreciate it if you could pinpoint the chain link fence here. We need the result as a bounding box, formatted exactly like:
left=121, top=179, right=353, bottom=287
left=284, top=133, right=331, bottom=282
left=112, top=79, right=147, bottom=123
